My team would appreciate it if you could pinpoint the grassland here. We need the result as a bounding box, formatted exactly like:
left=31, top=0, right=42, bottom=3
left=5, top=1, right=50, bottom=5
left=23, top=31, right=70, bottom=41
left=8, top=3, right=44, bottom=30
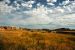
left=0, top=28, right=75, bottom=50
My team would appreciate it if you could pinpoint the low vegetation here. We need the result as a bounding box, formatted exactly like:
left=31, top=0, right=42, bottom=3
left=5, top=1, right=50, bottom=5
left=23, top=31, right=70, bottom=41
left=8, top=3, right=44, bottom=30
left=0, top=26, right=75, bottom=50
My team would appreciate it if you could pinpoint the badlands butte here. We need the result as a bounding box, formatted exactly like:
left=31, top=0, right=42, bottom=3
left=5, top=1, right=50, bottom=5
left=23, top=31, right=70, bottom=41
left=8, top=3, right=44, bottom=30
left=0, top=26, right=75, bottom=50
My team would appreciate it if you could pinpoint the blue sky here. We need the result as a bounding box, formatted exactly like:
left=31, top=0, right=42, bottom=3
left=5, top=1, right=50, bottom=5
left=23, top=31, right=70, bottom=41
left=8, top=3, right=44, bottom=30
left=0, top=0, right=75, bottom=29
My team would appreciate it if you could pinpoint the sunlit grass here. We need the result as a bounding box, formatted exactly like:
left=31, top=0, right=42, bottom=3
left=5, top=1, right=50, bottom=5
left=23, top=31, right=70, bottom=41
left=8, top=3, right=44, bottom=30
left=0, top=29, right=75, bottom=50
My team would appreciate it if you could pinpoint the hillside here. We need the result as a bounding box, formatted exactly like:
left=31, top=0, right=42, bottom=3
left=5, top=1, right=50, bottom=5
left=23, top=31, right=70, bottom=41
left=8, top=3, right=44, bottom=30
left=0, top=26, right=75, bottom=50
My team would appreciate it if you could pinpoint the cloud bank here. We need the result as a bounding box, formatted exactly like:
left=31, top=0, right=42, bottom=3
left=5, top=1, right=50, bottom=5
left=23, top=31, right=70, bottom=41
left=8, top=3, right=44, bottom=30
left=0, top=0, right=75, bottom=29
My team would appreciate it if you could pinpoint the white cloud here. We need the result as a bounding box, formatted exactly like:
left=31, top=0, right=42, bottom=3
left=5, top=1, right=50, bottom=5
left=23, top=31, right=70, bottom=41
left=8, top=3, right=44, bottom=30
left=32, top=5, right=48, bottom=15
left=22, top=16, right=51, bottom=25
left=62, top=0, right=70, bottom=5
left=57, top=9, right=64, bottom=13
left=11, top=5, right=51, bottom=25
left=21, top=1, right=34, bottom=8
left=4, top=0, right=10, bottom=4
left=51, top=0, right=57, bottom=2
left=0, top=1, right=16, bottom=14
left=37, top=3, right=41, bottom=7
left=57, top=14, right=75, bottom=26
left=47, top=0, right=57, bottom=2
left=47, top=0, right=51, bottom=2
left=0, top=0, right=75, bottom=29
left=28, top=0, right=35, bottom=4
left=47, top=9, right=53, bottom=13
left=56, top=7, right=64, bottom=13
left=47, top=3, right=55, bottom=6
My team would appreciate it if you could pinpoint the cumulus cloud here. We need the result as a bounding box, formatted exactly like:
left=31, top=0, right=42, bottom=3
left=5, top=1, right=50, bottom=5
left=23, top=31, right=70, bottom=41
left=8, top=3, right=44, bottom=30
left=56, top=14, right=75, bottom=26
left=5, top=0, right=10, bottom=4
left=0, top=1, right=15, bottom=14
left=47, top=0, right=57, bottom=2
left=62, top=0, right=70, bottom=5
left=47, top=3, right=55, bottom=6
left=0, top=0, right=75, bottom=29
left=10, top=5, right=51, bottom=25
left=21, top=0, right=35, bottom=8
left=47, top=0, right=57, bottom=6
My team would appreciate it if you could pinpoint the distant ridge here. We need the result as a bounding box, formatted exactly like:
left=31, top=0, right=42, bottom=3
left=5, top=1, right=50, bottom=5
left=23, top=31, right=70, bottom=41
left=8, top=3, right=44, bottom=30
left=0, top=26, right=75, bottom=31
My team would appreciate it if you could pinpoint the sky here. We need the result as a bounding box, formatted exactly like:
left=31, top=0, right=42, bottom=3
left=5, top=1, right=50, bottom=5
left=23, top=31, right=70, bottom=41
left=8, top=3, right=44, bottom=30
left=0, top=0, right=75, bottom=29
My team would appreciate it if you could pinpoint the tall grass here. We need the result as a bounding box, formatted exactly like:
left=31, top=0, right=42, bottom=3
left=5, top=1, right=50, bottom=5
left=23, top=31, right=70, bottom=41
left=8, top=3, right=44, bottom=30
left=0, top=30, right=75, bottom=50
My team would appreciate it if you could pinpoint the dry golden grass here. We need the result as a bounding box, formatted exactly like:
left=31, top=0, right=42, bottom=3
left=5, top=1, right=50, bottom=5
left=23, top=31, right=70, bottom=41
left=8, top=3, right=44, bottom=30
left=0, top=29, right=75, bottom=50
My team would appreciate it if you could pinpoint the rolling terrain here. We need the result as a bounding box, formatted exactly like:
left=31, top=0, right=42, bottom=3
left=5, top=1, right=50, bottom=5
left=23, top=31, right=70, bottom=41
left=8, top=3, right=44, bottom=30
left=0, top=26, right=75, bottom=50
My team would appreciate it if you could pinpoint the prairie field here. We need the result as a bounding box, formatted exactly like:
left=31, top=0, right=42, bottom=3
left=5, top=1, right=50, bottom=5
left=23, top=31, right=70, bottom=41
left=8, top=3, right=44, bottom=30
left=0, top=28, right=75, bottom=50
